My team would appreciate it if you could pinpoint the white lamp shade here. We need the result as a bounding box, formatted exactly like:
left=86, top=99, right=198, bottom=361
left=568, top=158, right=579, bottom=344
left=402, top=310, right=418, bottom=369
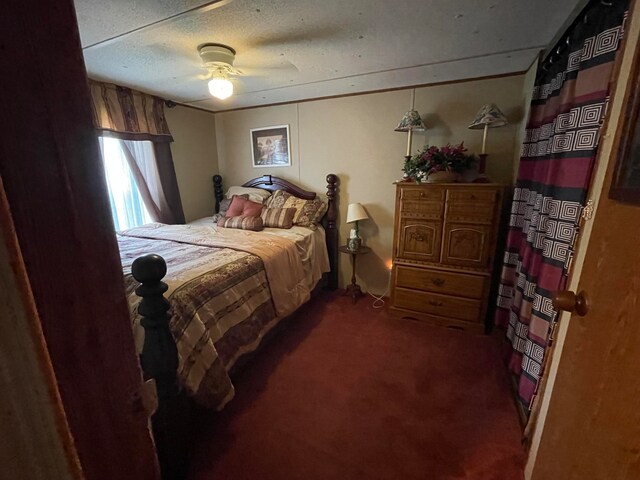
left=208, top=77, right=233, bottom=100
left=346, top=203, right=369, bottom=223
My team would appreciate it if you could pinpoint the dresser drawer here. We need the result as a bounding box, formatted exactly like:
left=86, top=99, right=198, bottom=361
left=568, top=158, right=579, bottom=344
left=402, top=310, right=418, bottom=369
left=395, top=265, right=486, bottom=299
left=393, top=287, right=482, bottom=322
left=447, top=188, right=498, bottom=204
left=398, top=186, right=445, bottom=219
left=445, top=188, right=499, bottom=223
left=445, top=202, right=498, bottom=224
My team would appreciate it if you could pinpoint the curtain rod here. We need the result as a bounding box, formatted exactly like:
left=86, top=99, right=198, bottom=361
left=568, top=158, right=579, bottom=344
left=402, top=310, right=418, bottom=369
left=541, top=0, right=615, bottom=66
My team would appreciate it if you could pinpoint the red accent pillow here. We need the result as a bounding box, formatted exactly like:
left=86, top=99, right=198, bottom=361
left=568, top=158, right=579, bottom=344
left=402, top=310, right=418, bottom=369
left=225, top=195, right=264, bottom=217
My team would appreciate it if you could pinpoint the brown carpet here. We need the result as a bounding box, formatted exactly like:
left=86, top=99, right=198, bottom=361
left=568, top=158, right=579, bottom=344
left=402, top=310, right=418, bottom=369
left=187, top=292, right=526, bottom=480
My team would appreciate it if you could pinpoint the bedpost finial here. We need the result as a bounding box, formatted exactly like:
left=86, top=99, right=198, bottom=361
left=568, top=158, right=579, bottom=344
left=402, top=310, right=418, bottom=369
left=132, top=254, right=167, bottom=284
left=326, top=173, right=338, bottom=186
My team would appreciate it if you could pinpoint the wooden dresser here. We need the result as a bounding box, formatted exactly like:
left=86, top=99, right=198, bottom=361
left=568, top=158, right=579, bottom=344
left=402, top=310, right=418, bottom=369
left=389, top=183, right=503, bottom=333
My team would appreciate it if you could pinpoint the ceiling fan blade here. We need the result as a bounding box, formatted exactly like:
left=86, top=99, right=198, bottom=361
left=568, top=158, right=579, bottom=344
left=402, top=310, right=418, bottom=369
left=234, top=64, right=299, bottom=77
left=244, top=24, right=348, bottom=49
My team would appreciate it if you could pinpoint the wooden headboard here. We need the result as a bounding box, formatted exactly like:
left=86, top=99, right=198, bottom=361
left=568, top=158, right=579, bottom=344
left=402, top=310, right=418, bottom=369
left=211, top=174, right=339, bottom=290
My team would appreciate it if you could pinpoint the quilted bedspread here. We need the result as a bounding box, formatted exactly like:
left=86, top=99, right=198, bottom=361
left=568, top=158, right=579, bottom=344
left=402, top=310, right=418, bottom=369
left=117, top=223, right=312, bottom=410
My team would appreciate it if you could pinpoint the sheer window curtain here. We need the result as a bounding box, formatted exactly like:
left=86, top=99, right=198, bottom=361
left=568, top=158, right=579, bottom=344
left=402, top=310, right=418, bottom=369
left=99, top=137, right=153, bottom=231
left=120, top=140, right=185, bottom=225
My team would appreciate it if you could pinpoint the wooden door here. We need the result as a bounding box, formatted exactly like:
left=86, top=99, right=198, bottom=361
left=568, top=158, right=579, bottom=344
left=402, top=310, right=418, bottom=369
left=0, top=0, right=159, bottom=478
left=529, top=151, right=640, bottom=480
left=529, top=8, right=640, bottom=478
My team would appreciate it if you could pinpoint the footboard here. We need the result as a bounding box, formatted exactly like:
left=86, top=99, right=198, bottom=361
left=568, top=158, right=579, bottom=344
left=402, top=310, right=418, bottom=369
left=132, top=254, right=187, bottom=480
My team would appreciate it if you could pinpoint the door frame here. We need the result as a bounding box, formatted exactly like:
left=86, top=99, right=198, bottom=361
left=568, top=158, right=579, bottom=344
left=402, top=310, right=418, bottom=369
left=0, top=0, right=159, bottom=478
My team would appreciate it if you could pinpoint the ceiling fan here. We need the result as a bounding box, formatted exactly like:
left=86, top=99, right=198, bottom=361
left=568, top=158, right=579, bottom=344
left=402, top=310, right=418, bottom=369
left=197, top=43, right=297, bottom=100
left=197, top=43, right=240, bottom=100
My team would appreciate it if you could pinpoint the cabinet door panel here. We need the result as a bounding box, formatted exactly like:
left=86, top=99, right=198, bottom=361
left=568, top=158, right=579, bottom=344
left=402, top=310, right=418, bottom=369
left=397, top=219, right=441, bottom=263
left=442, top=223, right=492, bottom=268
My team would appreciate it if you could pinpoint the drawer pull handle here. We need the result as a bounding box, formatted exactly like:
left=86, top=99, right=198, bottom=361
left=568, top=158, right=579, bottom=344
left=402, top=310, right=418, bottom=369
left=470, top=194, right=476, bottom=200
left=420, top=192, right=425, bottom=197
left=415, top=235, right=425, bottom=242
left=431, top=278, right=445, bottom=287
left=428, top=300, right=444, bottom=307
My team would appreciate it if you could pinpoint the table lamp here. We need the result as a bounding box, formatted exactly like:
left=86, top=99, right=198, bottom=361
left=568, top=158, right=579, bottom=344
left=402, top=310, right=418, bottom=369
left=468, top=103, right=508, bottom=180
left=346, top=202, right=369, bottom=251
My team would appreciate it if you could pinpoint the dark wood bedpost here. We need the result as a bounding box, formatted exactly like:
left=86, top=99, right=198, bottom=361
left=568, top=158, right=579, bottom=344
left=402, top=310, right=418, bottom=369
left=132, top=254, right=188, bottom=480
left=213, top=175, right=223, bottom=213
left=325, top=173, right=339, bottom=290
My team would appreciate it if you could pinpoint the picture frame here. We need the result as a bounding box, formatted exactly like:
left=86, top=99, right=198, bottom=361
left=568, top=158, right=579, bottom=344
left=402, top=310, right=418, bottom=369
left=250, top=125, right=291, bottom=168
left=609, top=36, right=640, bottom=205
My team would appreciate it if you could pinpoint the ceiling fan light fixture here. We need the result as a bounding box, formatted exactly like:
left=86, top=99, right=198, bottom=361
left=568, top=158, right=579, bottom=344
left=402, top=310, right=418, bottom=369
left=208, top=77, right=233, bottom=100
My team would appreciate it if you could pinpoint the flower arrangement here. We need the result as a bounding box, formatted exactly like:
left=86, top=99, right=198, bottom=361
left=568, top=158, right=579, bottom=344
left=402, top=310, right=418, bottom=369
left=403, top=142, right=477, bottom=183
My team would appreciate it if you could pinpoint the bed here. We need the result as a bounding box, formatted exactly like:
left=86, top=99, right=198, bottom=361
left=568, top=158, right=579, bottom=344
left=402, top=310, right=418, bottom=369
left=123, top=173, right=338, bottom=478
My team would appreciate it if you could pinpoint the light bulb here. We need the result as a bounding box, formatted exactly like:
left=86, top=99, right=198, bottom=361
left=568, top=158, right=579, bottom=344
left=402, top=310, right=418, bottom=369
left=208, top=77, right=233, bottom=100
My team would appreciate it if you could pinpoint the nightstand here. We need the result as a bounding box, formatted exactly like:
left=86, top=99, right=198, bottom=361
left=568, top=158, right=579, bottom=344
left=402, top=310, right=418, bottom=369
left=339, top=245, right=371, bottom=303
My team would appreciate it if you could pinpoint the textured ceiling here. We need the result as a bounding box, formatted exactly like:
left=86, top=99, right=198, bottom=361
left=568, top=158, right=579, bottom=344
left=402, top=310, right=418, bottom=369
left=74, top=0, right=582, bottom=112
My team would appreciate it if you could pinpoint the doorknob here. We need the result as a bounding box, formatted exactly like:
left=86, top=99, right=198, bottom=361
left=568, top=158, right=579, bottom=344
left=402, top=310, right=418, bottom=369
left=552, top=290, right=589, bottom=316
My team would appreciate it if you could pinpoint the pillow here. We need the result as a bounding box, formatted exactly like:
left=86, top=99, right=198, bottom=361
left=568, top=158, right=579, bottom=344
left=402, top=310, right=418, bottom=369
left=213, top=194, right=249, bottom=221
left=261, top=207, right=296, bottom=229
left=225, top=195, right=264, bottom=218
left=265, top=190, right=327, bottom=228
left=226, top=186, right=271, bottom=204
left=217, top=216, right=264, bottom=231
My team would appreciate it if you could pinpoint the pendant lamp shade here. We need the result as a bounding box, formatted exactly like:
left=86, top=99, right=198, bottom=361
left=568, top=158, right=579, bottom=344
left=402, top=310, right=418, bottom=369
left=395, top=110, right=426, bottom=132
left=468, top=104, right=508, bottom=129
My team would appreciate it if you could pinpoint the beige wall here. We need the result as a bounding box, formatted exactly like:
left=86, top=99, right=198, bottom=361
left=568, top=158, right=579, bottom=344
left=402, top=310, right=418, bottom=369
left=166, top=105, right=218, bottom=222
left=215, top=74, right=526, bottom=290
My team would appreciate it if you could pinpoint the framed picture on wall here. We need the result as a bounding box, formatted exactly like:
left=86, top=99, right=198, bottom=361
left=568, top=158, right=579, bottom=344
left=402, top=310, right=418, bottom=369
left=250, top=125, right=291, bottom=168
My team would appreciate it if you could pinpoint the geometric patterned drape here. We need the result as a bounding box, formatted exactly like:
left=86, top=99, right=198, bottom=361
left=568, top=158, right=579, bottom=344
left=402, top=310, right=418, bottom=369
left=495, top=0, right=629, bottom=413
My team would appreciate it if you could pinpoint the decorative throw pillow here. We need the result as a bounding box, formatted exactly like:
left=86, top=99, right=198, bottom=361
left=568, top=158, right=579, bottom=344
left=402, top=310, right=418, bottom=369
left=265, top=190, right=327, bottom=228
left=226, top=186, right=272, bottom=204
left=213, top=194, right=249, bottom=222
left=217, top=216, right=264, bottom=231
left=261, top=207, right=297, bottom=229
left=225, top=195, right=264, bottom=217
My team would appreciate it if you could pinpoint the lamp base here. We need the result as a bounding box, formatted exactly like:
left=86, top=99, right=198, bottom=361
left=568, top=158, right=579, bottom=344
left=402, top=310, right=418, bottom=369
left=347, top=237, right=362, bottom=252
left=472, top=153, right=491, bottom=183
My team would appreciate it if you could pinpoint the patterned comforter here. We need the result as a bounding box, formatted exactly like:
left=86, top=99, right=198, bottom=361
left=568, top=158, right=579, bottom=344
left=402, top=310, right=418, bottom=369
left=117, top=222, right=321, bottom=410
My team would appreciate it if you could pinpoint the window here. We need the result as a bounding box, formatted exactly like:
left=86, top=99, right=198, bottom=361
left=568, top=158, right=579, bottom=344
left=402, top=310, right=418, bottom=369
left=99, top=136, right=152, bottom=231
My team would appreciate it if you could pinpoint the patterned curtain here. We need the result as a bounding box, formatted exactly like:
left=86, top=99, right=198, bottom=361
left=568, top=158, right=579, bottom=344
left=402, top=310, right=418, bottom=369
left=89, top=80, right=185, bottom=224
left=88, top=80, right=173, bottom=143
left=495, top=0, right=628, bottom=413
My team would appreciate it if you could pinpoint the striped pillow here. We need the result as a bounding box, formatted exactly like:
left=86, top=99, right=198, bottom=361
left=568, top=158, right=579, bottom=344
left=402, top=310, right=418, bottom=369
left=261, top=207, right=296, bottom=229
left=265, top=190, right=327, bottom=229
left=217, top=215, right=264, bottom=231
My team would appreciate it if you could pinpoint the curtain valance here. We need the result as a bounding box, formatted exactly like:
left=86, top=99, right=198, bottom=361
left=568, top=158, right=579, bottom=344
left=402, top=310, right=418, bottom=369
left=89, top=80, right=173, bottom=143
